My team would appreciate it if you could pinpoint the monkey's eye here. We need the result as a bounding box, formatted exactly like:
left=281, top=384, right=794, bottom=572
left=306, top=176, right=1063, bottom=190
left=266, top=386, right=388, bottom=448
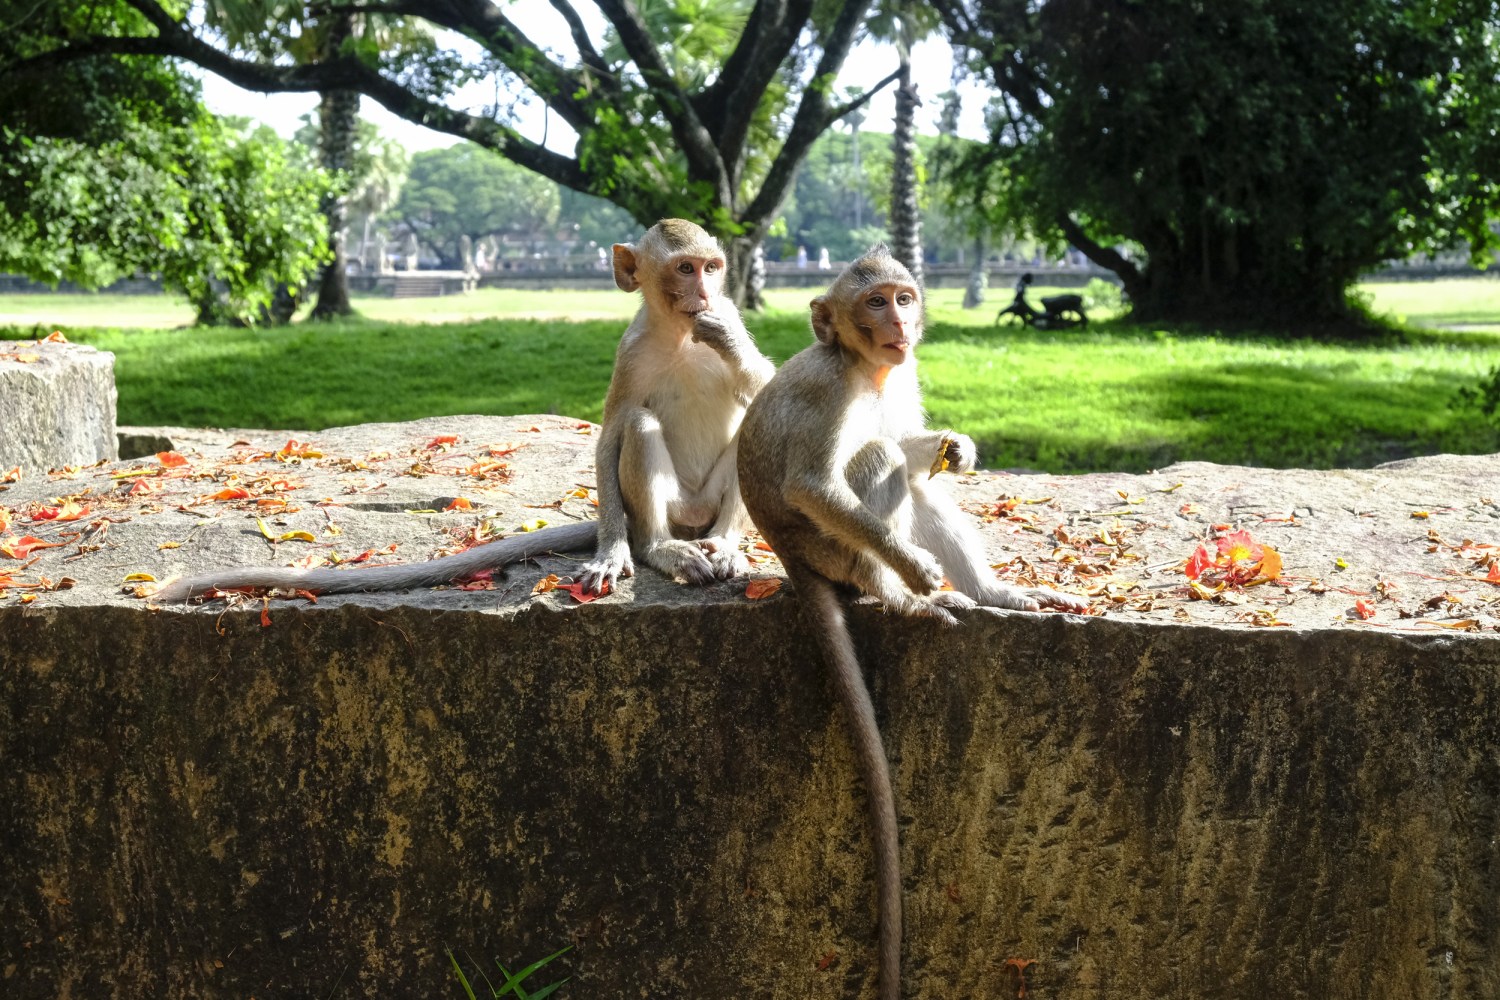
left=677, top=261, right=695, bottom=275
left=867, top=295, right=887, bottom=308
left=896, top=292, right=915, bottom=306
left=704, top=260, right=722, bottom=273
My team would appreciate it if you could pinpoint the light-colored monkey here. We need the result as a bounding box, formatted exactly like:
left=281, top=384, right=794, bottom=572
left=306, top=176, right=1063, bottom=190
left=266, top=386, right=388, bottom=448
left=153, top=219, right=774, bottom=604
left=736, top=247, right=1087, bottom=1000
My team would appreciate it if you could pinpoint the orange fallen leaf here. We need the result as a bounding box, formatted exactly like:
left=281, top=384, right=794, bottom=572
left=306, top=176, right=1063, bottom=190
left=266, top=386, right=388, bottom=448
left=1353, top=598, right=1377, bottom=620
left=260, top=599, right=273, bottom=627
left=0, top=509, right=9, bottom=533
left=1, top=466, right=19, bottom=483
left=128, top=478, right=163, bottom=496
left=1411, top=510, right=1430, bottom=520
left=19, top=592, right=38, bottom=604
left=1486, top=563, right=1500, bottom=584
left=31, top=500, right=91, bottom=522
left=816, top=951, right=838, bottom=972
left=444, top=497, right=476, bottom=511
left=754, top=540, right=775, bottom=553
left=156, top=451, right=188, bottom=468
left=1, top=535, right=63, bottom=559
left=44, top=330, right=68, bottom=343
left=745, top=578, right=783, bottom=600
left=210, top=488, right=252, bottom=501
left=532, top=574, right=562, bottom=594
left=426, top=434, right=460, bottom=449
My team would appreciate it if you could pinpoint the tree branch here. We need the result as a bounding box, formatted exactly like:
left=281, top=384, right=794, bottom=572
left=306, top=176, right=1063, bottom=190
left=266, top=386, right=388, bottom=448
left=739, top=0, right=880, bottom=229
left=592, top=0, right=730, bottom=204
left=1057, top=213, right=1142, bottom=290
left=701, top=0, right=808, bottom=164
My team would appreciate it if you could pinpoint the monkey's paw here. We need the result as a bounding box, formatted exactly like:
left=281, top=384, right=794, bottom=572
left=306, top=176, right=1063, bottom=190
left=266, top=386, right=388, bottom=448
left=981, top=584, right=1089, bottom=614
left=939, top=432, right=977, bottom=474
left=696, top=536, right=749, bottom=581
left=646, top=539, right=717, bottom=586
left=578, top=545, right=634, bottom=595
left=690, top=311, right=737, bottom=351
left=893, top=544, right=946, bottom=596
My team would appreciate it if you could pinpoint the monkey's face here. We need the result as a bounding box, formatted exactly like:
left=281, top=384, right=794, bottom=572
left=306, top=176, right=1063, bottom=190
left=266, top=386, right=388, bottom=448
left=851, top=281, right=923, bottom=365
left=663, top=255, right=726, bottom=316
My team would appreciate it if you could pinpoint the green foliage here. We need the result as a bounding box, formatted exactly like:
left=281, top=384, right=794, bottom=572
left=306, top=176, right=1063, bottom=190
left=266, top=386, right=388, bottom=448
left=397, top=146, right=561, bottom=264
left=0, top=118, right=331, bottom=325
left=448, top=945, right=571, bottom=1000
left=936, top=0, right=1500, bottom=324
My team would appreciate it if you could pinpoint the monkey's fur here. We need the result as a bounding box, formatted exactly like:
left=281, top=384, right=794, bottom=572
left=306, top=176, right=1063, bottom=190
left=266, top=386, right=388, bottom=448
left=737, top=248, right=1086, bottom=999
left=154, top=220, right=774, bottom=603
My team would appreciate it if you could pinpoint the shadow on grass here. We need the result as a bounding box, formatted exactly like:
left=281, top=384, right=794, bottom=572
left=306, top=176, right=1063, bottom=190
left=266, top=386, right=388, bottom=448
left=972, top=358, right=1499, bottom=474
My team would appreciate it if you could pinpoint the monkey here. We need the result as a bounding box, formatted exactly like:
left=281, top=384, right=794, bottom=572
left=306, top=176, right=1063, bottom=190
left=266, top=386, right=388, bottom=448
left=153, top=219, right=775, bottom=604
left=736, top=247, right=1087, bottom=1000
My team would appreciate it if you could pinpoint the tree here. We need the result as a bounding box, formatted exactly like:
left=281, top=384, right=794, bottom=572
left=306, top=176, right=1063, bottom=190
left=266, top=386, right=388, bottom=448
left=296, top=116, right=412, bottom=271
left=930, top=0, right=1500, bottom=325
left=396, top=145, right=561, bottom=265
left=0, top=1, right=329, bottom=325
left=15, top=0, right=901, bottom=307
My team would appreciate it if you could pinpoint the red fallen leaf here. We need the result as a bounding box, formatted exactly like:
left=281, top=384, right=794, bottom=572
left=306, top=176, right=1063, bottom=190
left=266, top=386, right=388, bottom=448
left=816, top=951, right=838, bottom=971
left=209, top=488, right=252, bottom=501
left=1, top=535, right=63, bottom=559
left=260, top=600, right=273, bottom=627
left=128, top=478, right=163, bottom=496
left=1, top=467, right=20, bottom=483
left=31, top=501, right=91, bottom=522
left=754, top=540, right=775, bottom=553
left=1354, top=598, right=1377, bottom=620
left=426, top=434, right=460, bottom=449
left=444, top=497, right=475, bottom=511
left=561, top=580, right=608, bottom=602
left=156, top=451, right=188, bottom=468
left=745, top=578, right=783, bottom=599
left=1185, top=544, right=1213, bottom=580
left=0, top=509, right=9, bottom=533
left=1486, top=563, right=1500, bottom=584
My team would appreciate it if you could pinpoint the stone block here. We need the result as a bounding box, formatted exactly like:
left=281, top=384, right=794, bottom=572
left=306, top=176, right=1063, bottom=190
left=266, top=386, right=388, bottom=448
left=0, top=337, right=117, bottom=471
left=1, top=415, right=1498, bottom=998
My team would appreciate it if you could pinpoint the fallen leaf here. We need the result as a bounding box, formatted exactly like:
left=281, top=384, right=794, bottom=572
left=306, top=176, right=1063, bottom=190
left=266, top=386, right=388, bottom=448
left=44, top=330, right=68, bottom=343
left=19, top=592, right=37, bottom=604
left=518, top=518, right=549, bottom=532
left=1411, top=510, right=1430, bottom=520
left=260, top=599, right=273, bottom=627
left=210, top=488, right=252, bottom=501
left=1, top=467, right=19, bottom=483
left=1, top=535, right=63, bottom=559
left=122, top=572, right=157, bottom=583
left=1354, top=598, right=1377, bottom=620
left=426, top=434, right=460, bottom=449
left=745, top=578, right=783, bottom=599
left=156, top=451, right=188, bottom=468
left=532, top=574, right=562, bottom=594
left=816, top=951, right=839, bottom=972
left=560, top=580, right=607, bottom=603
left=444, top=497, right=475, bottom=511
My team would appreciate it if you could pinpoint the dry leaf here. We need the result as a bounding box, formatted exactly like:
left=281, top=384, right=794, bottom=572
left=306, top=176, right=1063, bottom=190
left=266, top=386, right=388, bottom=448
left=745, top=578, right=783, bottom=600
left=928, top=434, right=955, bottom=479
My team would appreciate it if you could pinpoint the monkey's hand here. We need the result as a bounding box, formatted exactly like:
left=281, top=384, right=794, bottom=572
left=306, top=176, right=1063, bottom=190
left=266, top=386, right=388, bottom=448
left=690, top=311, right=742, bottom=354
left=578, top=542, right=634, bottom=595
left=981, top=583, right=1090, bottom=614
left=934, top=432, right=977, bottom=475
left=891, top=543, right=946, bottom=596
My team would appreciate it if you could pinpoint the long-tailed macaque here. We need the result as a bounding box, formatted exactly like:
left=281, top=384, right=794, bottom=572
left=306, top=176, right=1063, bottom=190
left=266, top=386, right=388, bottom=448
left=153, top=220, right=775, bottom=604
left=736, top=248, right=1087, bottom=1000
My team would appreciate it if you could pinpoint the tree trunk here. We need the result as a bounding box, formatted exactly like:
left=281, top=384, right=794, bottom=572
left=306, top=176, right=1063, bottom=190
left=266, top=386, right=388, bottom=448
left=889, top=58, right=924, bottom=284
left=725, top=235, right=766, bottom=312
left=311, top=17, right=359, bottom=321
left=962, top=235, right=987, bottom=308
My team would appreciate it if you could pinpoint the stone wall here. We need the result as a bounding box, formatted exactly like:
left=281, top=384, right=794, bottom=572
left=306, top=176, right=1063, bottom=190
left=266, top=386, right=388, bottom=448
left=1, top=416, right=1497, bottom=998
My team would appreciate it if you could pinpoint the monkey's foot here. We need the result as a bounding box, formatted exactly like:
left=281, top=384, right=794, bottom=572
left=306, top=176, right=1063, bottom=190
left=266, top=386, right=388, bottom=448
left=645, top=539, right=716, bottom=586
left=578, top=545, right=634, bottom=595
left=695, top=536, right=749, bottom=581
left=980, top=584, right=1089, bottom=614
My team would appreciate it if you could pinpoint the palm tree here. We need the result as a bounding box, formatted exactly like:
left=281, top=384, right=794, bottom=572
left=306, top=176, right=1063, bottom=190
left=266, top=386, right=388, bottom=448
left=868, top=1, right=940, bottom=283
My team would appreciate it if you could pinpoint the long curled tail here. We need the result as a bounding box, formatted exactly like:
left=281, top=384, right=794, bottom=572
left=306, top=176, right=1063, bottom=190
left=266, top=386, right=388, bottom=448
left=790, top=566, right=902, bottom=1000
left=153, top=519, right=599, bottom=603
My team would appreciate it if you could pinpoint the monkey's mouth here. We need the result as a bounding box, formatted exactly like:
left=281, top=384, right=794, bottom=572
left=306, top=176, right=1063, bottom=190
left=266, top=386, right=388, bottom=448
left=884, top=339, right=911, bottom=354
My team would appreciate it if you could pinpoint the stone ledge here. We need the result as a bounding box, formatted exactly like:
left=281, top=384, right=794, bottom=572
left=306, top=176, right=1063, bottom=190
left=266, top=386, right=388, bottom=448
left=1, top=415, right=1498, bottom=998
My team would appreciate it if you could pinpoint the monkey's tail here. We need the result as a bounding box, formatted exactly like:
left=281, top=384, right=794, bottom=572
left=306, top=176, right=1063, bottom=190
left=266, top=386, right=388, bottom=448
left=793, top=568, right=902, bottom=1000
left=153, top=520, right=599, bottom=603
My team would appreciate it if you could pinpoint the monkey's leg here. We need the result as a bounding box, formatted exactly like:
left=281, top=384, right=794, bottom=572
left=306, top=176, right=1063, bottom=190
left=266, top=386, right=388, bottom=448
left=691, top=440, right=750, bottom=581
left=619, top=409, right=717, bottom=586
left=909, top=481, right=1088, bottom=613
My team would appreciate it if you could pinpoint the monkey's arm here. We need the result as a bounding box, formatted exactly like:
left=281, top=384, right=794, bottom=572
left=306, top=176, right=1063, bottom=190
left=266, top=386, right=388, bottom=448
left=692, top=311, right=776, bottom=403
left=785, top=470, right=944, bottom=597
left=153, top=519, right=598, bottom=603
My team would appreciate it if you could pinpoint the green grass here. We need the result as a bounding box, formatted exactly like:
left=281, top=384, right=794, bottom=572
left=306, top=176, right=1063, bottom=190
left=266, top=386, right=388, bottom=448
left=4, top=278, right=1498, bottom=474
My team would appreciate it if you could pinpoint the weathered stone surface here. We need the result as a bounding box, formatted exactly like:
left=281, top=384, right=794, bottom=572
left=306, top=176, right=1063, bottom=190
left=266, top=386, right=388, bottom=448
left=0, top=337, right=118, bottom=472
left=2, top=415, right=1498, bottom=999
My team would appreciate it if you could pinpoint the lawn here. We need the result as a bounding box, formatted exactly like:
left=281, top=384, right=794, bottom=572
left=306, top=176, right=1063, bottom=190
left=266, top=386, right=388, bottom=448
left=3, top=276, right=1498, bottom=474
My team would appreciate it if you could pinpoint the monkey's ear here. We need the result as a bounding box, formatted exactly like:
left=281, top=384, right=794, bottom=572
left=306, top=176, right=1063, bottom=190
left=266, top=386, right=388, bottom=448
left=810, top=296, right=837, bottom=344
left=612, top=244, right=640, bottom=292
